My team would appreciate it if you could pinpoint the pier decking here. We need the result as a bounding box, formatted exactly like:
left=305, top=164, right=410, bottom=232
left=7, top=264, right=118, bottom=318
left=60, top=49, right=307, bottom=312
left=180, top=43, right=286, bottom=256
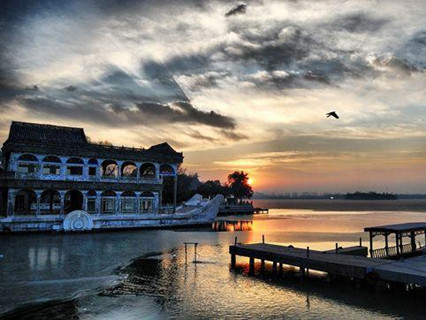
left=230, top=243, right=426, bottom=286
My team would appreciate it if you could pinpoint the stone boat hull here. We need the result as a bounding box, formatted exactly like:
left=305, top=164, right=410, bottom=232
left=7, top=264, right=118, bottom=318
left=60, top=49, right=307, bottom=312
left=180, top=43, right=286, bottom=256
left=0, top=194, right=224, bottom=233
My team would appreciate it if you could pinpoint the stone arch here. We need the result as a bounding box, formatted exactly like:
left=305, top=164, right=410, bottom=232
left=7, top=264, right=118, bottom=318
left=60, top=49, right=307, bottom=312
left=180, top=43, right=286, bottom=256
left=18, top=154, right=38, bottom=162
left=140, top=191, right=155, bottom=213
left=101, top=190, right=116, bottom=214
left=66, top=157, right=84, bottom=164
left=140, top=163, right=156, bottom=177
left=160, top=164, right=175, bottom=175
left=17, top=154, right=38, bottom=175
left=122, top=191, right=136, bottom=213
left=101, top=160, right=118, bottom=177
left=40, top=189, right=60, bottom=214
left=42, top=156, right=61, bottom=175
left=64, top=190, right=83, bottom=214
left=121, top=161, right=137, bottom=177
left=88, top=158, right=98, bottom=165
left=42, top=155, right=62, bottom=163
left=14, top=189, right=37, bottom=215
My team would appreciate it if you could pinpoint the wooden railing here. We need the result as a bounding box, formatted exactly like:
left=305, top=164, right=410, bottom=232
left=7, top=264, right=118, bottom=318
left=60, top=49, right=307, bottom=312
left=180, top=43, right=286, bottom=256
left=371, top=243, right=423, bottom=258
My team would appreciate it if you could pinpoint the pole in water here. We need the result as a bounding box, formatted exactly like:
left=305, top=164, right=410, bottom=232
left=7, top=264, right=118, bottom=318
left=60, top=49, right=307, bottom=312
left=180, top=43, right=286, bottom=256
left=335, top=242, right=338, bottom=253
left=185, top=243, right=188, bottom=264
left=262, top=234, right=265, bottom=244
left=194, top=243, right=198, bottom=263
left=359, top=237, right=362, bottom=247
left=235, top=236, right=238, bottom=246
left=306, top=246, right=310, bottom=278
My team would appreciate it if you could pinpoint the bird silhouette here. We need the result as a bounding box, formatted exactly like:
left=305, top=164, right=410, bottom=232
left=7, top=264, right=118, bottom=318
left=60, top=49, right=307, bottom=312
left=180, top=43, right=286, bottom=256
left=326, top=111, right=339, bottom=119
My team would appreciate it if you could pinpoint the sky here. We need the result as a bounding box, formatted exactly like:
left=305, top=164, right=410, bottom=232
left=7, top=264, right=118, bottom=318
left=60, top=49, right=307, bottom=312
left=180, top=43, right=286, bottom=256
left=0, top=0, right=425, bottom=193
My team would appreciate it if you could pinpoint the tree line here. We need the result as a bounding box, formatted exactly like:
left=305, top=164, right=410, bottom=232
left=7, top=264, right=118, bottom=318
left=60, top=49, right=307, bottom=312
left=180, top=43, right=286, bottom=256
left=173, top=168, right=253, bottom=203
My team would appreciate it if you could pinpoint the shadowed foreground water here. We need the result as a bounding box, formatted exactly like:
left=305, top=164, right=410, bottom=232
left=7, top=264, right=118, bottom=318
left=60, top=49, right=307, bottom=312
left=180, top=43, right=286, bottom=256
left=0, top=200, right=425, bottom=319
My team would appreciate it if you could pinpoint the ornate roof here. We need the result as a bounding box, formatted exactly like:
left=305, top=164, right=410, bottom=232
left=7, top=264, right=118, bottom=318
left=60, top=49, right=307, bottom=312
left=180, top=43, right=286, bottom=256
left=2, top=121, right=183, bottom=163
left=7, top=121, right=87, bottom=145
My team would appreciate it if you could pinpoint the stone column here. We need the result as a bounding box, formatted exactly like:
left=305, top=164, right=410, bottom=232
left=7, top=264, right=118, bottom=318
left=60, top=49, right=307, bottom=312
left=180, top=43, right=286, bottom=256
left=60, top=157, right=67, bottom=180
left=82, top=190, right=88, bottom=211
left=173, top=175, right=177, bottom=213
left=95, top=191, right=102, bottom=214
left=59, top=190, right=66, bottom=216
left=116, top=161, right=123, bottom=180
left=7, top=188, right=17, bottom=217
left=153, top=192, right=160, bottom=213
left=155, top=163, right=160, bottom=181
left=36, top=155, right=44, bottom=179
left=136, top=163, right=141, bottom=183
left=35, top=190, right=42, bottom=216
left=135, top=192, right=142, bottom=214
left=115, top=191, right=122, bottom=215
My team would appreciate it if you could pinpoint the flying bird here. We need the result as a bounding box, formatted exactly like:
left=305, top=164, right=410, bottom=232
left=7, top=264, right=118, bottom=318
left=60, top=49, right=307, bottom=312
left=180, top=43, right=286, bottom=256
left=225, top=4, right=247, bottom=17
left=326, top=111, right=339, bottom=119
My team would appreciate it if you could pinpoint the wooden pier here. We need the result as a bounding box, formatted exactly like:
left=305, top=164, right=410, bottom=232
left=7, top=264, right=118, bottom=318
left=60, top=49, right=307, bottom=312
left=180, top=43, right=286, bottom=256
left=230, top=242, right=426, bottom=287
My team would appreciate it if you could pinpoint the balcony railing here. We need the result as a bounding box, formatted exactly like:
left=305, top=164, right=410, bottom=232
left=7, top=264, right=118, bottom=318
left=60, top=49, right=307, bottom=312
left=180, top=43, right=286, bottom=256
left=371, top=243, right=424, bottom=259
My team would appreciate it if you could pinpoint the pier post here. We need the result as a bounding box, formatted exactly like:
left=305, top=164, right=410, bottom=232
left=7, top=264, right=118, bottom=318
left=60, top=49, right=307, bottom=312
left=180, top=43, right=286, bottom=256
left=385, top=233, right=389, bottom=256
left=261, top=259, right=265, bottom=273
left=262, top=235, right=265, bottom=244
left=279, top=263, right=283, bottom=275
left=249, top=258, right=255, bottom=275
left=359, top=237, right=362, bottom=247
left=369, top=231, right=373, bottom=257
left=231, top=254, right=236, bottom=268
left=306, top=246, right=310, bottom=278
left=335, top=243, right=338, bottom=253
left=272, top=261, right=277, bottom=272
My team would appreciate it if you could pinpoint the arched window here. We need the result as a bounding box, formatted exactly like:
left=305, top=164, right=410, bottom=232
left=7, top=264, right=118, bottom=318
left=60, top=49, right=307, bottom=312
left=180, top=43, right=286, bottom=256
left=14, top=189, right=37, bottom=215
left=87, top=190, right=97, bottom=213
left=64, top=190, right=83, bottom=214
left=140, top=163, right=156, bottom=178
left=121, top=191, right=136, bottom=213
left=121, top=161, right=137, bottom=178
left=101, top=160, right=118, bottom=178
left=88, top=158, right=98, bottom=165
left=42, top=156, right=61, bottom=175
left=88, top=159, right=98, bottom=177
left=18, top=154, right=38, bottom=161
left=140, top=191, right=155, bottom=213
left=160, top=164, right=175, bottom=175
left=40, top=190, right=60, bottom=214
left=17, top=154, right=38, bottom=176
left=101, top=190, right=116, bottom=213
left=66, top=157, right=83, bottom=176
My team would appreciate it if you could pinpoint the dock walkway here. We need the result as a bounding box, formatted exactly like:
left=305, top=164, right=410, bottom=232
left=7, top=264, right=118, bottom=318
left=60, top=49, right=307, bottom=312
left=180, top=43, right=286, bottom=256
left=230, top=243, right=426, bottom=286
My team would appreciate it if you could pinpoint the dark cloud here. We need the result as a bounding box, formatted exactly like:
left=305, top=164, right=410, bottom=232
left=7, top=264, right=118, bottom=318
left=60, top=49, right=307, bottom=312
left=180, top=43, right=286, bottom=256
left=135, top=101, right=236, bottom=129
left=225, top=4, right=246, bottom=17
left=220, top=130, right=248, bottom=141
left=64, top=85, right=77, bottom=91
left=331, top=12, right=389, bottom=33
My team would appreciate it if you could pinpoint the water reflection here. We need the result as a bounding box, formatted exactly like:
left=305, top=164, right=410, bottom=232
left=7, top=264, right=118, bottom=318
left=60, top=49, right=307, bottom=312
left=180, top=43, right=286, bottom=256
left=212, top=220, right=253, bottom=232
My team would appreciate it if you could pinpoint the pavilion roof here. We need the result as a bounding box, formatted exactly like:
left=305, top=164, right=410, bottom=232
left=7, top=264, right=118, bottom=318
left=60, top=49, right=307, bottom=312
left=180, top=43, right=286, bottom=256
left=364, top=222, right=426, bottom=233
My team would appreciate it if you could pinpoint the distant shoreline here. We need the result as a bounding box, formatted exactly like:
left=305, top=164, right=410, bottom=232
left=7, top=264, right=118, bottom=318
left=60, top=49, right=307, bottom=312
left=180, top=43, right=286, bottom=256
left=251, top=198, right=426, bottom=212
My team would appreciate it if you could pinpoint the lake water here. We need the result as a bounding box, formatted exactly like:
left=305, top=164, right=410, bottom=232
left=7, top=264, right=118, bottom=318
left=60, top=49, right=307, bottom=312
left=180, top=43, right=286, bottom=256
left=0, top=200, right=425, bottom=319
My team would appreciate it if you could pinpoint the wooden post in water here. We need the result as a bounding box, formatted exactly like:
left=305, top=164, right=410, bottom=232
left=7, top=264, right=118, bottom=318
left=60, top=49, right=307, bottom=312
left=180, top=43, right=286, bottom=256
left=235, top=236, right=238, bottom=246
left=249, top=257, right=255, bottom=275
left=194, top=243, right=198, bottom=263
left=385, top=233, right=389, bottom=257
left=231, top=254, right=236, bottom=268
left=262, top=234, right=265, bottom=244
left=335, top=243, right=338, bottom=253
left=359, top=237, right=362, bottom=247
left=306, top=246, right=310, bottom=278
left=185, top=243, right=188, bottom=264
left=369, top=231, right=373, bottom=257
